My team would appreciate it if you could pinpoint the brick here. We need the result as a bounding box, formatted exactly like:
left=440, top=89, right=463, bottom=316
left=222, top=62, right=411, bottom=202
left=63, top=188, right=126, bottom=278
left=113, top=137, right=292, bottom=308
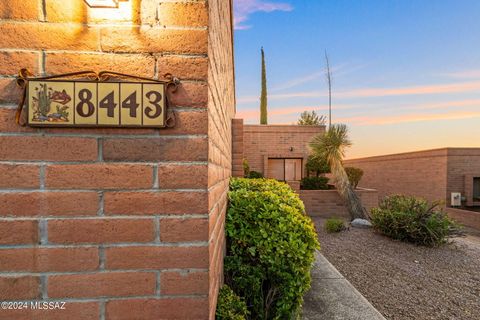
left=0, top=164, right=40, bottom=189
left=44, top=0, right=86, bottom=23
left=0, top=220, right=38, bottom=245
left=157, top=2, right=208, bottom=27
left=102, top=137, right=207, bottom=162
left=100, top=26, right=208, bottom=54
left=106, top=298, right=208, bottom=320
left=0, top=302, right=99, bottom=320
left=0, top=78, right=22, bottom=104
left=156, top=56, right=208, bottom=81
left=48, top=272, right=156, bottom=298
left=161, top=271, right=208, bottom=295
left=0, top=108, right=37, bottom=133
left=45, top=164, right=153, bottom=189
left=0, top=247, right=99, bottom=272
left=0, top=22, right=99, bottom=51
left=104, top=191, right=207, bottom=215
left=0, top=0, right=39, bottom=20
left=105, top=246, right=208, bottom=270
left=45, top=52, right=155, bottom=78
left=169, top=82, right=208, bottom=108
left=158, top=164, right=207, bottom=189
left=0, top=51, right=39, bottom=75
left=0, top=276, right=40, bottom=300
left=48, top=218, right=155, bottom=244
left=162, top=110, right=208, bottom=135
left=0, top=192, right=98, bottom=217
left=160, top=218, right=208, bottom=242
left=0, top=136, right=97, bottom=161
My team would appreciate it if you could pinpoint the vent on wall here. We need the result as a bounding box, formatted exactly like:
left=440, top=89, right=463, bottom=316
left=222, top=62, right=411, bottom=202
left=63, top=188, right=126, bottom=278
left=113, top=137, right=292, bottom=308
left=451, top=192, right=462, bottom=207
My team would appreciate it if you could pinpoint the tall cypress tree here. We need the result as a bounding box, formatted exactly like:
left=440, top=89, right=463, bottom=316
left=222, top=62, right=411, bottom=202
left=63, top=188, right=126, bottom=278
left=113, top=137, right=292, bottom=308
left=260, top=47, right=268, bottom=124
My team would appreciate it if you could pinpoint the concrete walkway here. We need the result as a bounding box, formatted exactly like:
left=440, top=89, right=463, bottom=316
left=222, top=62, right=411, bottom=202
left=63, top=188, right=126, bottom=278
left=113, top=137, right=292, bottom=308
left=303, top=251, right=386, bottom=320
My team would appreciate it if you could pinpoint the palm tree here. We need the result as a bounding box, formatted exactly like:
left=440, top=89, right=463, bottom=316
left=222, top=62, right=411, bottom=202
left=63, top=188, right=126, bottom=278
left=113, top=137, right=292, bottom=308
left=309, top=124, right=367, bottom=220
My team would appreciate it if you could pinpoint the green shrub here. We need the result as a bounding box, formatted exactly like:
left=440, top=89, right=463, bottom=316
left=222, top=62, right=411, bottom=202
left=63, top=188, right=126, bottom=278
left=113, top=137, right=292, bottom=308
left=324, top=218, right=345, bottom=233
left=344, top=167, right=363, bottom=188
left=230, top=178, right=305, bottom=213
left=242, top=159, right=250, bottom=178
left=305, top=155, right=330, bottom=177
left=246, top=170, right=264, bottom=179
left=226, top=178, right=319, bottom=319
left=300, top=176, right=330, bottom=190
left=216, top=285, right=249, bottom=320
left=371, top=195, right=460, bottom=246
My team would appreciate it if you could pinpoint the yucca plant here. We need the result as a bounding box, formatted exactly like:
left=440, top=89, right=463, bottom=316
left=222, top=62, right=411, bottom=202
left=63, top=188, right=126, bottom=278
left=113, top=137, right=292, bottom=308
left=309, top=124, right=367, bottom=220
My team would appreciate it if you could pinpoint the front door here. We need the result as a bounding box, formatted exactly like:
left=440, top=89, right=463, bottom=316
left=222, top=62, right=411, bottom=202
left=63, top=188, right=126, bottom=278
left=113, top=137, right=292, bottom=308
left=267, top=158, right=302, bottom=181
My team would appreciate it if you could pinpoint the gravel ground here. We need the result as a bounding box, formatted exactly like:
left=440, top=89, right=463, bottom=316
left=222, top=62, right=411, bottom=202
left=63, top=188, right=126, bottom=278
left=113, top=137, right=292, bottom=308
left=314, top=217, right=480, bottom=320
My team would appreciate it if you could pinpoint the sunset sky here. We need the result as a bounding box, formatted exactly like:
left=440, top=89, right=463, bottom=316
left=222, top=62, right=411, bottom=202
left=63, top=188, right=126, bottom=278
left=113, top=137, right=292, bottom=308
left=233, top=0, right=480, bottom=158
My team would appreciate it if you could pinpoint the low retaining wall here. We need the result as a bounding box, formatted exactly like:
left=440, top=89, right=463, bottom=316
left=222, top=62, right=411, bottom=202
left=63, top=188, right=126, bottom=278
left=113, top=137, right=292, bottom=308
left=446, top=207, right=480, bottom=230
left=300, top=188, right=379, bottom=218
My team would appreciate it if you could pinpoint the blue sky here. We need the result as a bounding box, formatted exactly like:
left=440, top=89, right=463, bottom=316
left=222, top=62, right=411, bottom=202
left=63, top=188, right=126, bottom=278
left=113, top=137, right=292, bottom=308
left=233, top=0, right=480, bottom=158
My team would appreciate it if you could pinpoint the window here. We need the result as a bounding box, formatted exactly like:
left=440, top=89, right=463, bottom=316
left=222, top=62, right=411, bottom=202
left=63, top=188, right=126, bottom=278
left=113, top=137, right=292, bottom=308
left=473, top=177, right=480, bottom=201
left=267, top=158, right=302, bottom=181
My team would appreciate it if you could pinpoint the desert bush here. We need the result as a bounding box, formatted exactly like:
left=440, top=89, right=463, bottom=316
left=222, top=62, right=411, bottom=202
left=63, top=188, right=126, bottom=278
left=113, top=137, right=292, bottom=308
left=300, top=176, right=330, bottom=190
left=344, top=167, right=363, bottom=188
left=324, top=218, right=345, bottom=233
left=246, top=170, right=264, bottom=179
left=226, top=178, right=319, bottom=319
left=305, top=155, right=330, bottom=177
left=216, top=285, right=249, bottom=320
left=371, top=195, right=460, bottom=246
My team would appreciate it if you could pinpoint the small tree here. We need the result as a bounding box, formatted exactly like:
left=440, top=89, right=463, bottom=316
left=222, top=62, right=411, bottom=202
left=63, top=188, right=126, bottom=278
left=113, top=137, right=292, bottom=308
left=298, top=111, right=326, bottom=126
left=260, top=47, right=268, bottom=125
left=305, top=155, right=329, bottom=177
left=345, top=167, right=364, bottom=189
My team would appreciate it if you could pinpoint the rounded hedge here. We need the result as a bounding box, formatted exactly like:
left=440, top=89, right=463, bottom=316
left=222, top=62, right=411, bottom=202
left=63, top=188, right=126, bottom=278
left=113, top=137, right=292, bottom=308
left=225, top=178, right=319, bottom=319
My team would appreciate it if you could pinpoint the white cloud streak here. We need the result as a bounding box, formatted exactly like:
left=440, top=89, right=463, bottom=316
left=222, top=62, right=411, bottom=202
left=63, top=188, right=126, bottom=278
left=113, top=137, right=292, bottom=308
left=234, top=0, right=293, bottom=30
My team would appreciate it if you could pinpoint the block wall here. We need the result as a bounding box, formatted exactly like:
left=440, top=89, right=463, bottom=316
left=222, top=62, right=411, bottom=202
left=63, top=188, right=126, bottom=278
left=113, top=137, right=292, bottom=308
left=206, top=0, right=235, bottom=318
left=446, top=148, right=480, bottom=206
left=300, top=189, right=378, bottom=219
left=0, top=1, right=233, bottom=319
left=242, top=124, right=324, bottom=176
left=345, top=149, right=449, bottom=203
left=231, top=118, right=244, bottom=177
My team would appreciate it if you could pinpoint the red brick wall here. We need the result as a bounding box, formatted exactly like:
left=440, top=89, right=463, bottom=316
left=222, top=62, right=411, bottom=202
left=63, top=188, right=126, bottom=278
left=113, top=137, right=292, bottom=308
left=345, top=149, right=449, bottom=203
left=242, top=125, right=325, bottom=177
left=232, top=118, right=244, bottom=177
left=207, top=0, right=235, bottom=318
left=0, top=1, right=233, bottom=319
left=300, top=189, right=378, bottom=218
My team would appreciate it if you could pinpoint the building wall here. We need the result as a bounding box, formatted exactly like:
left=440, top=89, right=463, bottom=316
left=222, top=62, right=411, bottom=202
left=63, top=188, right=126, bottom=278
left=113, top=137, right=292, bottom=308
left=0, top=1, right=232, bottom=319
left=446, top=148, right=480, bottom=206
left=242, top=124, right=324, bottom=177
left=231, top=118, right=244, bottom=177
left=206, top=0, right=235, bottom=318
left=345, top=149, right=449, bottom=203
left=300, top=189, right=378, bottom=219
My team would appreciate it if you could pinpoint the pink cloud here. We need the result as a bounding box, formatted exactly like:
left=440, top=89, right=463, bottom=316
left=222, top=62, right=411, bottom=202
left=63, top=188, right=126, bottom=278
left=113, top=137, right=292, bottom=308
left=237, top=80, right=480, bottom=104
left=234, top=0, right=293, bottom=30
left=337, top=110, right=480, bottom=126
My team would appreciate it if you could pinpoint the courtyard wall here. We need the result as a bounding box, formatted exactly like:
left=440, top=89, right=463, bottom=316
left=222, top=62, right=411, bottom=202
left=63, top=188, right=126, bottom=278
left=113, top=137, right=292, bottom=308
left=0, top=1, right=234, bottom=319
